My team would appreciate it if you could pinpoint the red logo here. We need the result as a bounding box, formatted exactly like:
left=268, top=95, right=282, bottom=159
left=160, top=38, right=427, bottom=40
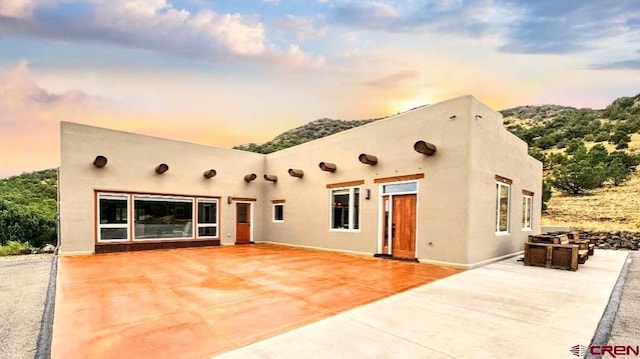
left=571, top=344, right=640, bottom=358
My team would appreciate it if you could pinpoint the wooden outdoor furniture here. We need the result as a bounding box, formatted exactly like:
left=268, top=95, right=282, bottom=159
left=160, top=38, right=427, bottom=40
left=524, top=234, right=580, bottom=271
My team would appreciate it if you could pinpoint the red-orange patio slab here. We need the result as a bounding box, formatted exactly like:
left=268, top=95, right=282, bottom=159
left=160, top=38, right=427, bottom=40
left=52, top=244, right=461, bottom=358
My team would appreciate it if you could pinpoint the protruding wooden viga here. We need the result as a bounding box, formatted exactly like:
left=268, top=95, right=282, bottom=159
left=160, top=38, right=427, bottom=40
left=264, top=174, right=278, bottom=182
left=155, top=163, right=169, bottom=174
left=358, top=153, right=378, bottom=165
left=413, top=140, right=437, bottom=156
left=93, top=155, right=108, bottom=168
left=203, top=169, right=217, bottom=178
left=288, top=169, right=304, bottom=178
left=319, top=162, right=337, bottom=172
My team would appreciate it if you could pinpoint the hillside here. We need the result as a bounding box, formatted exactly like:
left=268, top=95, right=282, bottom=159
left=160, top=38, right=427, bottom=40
left=0, top=169, right=57, bottom=247
left=233, top=117, right=381, bottom=153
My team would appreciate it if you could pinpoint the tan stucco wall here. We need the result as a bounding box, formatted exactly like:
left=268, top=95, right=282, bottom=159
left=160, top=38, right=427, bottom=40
left=261, top=95, right=473, bottom=264
left=465, top=99, right=543, bottom=266
left=58, top=94, right=543, bottom=268
left=59, top=122, right=265, bottom=254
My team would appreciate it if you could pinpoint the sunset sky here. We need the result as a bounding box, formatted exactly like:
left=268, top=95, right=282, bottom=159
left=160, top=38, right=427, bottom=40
left=1, top=0, right=639, bottom=178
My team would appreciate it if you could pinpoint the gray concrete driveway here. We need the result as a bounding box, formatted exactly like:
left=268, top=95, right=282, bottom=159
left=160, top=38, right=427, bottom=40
left=0, top=255, right=53, bottom=359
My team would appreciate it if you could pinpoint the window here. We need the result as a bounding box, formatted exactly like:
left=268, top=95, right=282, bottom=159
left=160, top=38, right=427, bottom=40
left=197, top=200, right=218, bottom=237
left=331, top=187, right=360, bottom=231
left=496, top=182, right=510, bottom=233
left=98, top=194, right=129, bottom=241
left=382, top=182, right=417, bottom=194
left=522, top=195, right=533, bottom=230
left=134, top=196, right=194, bottom=239
left=273, top=204, right=284, bottom=222
left=96, top=192, right=219, bottom=242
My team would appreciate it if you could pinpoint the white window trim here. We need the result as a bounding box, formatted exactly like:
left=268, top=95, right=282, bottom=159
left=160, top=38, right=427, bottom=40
left=495, top=182, right=511, bottom=234
left=272, top=204, right=284, bottom=223
left=196, top=199, right=219, bottom=238
left=522, top=195, right=533, bottom=231
left=96, top=192, right=222, bottom=242
left=329, top=186, right=361, bottom=232
left=97, top=193, right=130, bottom=242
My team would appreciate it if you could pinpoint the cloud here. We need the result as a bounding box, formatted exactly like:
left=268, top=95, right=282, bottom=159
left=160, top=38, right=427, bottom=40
left=275, top=15, right=326, bottom=40
left=0, top=0, right=322, bottom=67
left=327, top=0, right=640, bottom=55
left=0, top=0, right=34, bottom=19
left=0, top=60, right=107, bottom=177
left=331, top=1, right=402, bottom=29
left=590, top=59, right=640, bottom=71
left=282, top=44, right=326, bottom=68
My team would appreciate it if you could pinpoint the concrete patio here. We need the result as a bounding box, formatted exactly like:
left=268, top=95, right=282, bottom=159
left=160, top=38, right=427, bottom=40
left=49, top=244, right=629, bottom=359
left=51, top=244, right=460, bottom=358
left=217, top=249, right=628, bottom=359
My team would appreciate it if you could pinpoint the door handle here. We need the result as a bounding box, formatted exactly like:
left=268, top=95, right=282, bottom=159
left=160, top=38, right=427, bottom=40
left=392, top=223, right=396, bottom=238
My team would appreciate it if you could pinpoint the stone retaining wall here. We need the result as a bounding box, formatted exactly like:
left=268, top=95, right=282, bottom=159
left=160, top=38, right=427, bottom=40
left=578, top=230, right=640, bottom=251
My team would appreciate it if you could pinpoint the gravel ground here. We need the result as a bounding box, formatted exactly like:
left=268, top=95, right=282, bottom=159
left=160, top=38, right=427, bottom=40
left=0, top=254, right=54, bottom=359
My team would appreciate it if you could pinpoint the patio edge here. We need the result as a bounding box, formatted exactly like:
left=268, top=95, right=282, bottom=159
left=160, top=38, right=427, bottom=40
left=585, top=251, right=632, bottom=359
left=35, top=256, right=58, bottom=359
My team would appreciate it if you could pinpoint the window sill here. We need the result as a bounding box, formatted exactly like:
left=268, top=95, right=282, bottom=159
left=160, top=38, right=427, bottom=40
left=329, top=229, right=361, bottom=233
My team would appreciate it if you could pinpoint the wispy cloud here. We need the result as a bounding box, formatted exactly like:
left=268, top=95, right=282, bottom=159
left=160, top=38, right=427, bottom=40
left=590, top=59, right=640, bottom=71
left=274, top=15, right=327, bottom=40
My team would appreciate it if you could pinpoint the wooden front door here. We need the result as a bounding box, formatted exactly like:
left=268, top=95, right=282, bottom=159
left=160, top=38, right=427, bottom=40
left=391, top=194, right=417, bottom=259
left=235, top=203, right=251, bottom=244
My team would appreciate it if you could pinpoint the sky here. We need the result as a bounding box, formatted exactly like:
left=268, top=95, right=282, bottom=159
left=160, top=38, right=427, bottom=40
left=1, top=0, right=640, bottom=178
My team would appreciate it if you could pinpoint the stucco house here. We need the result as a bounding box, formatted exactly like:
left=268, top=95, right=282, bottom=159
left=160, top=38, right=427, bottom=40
left=58, top=95, right=542, bottom=269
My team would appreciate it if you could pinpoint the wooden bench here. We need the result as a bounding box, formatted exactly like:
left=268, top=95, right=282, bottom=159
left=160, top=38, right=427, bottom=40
left=524, top=234, right=580, bottom=271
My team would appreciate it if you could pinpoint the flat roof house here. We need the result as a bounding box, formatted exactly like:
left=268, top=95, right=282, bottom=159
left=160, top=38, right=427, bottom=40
left=59, top=95, right=543, bottom=269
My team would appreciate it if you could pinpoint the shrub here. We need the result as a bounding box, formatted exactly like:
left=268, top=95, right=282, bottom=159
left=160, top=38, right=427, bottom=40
left=0, top=241, right=35, bottom=256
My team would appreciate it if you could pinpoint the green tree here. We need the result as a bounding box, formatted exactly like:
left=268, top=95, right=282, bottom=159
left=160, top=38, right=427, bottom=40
left=542, top=179, right=552, bottom=212
left=550, top=148, right=608, bottom=194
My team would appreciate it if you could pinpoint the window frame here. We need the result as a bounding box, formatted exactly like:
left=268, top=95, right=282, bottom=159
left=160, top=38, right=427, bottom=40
left=273, top=204, right=284, bottom=223
left=495, top=182, right=511, bottom=234
left=97, top=193, right=130, bottom=242
left=522, top=194, right=533, bottom=230
left=329, top=186, right=361, bottom=232
left=95, top=191, right=220, bottom=243
left=133, top=194, right=195, bottom=241
left=197, top=199, right=219, bottom=238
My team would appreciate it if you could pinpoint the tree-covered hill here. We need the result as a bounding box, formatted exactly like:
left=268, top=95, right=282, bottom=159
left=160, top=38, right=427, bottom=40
left=0, top=169, right=57, bottom=248
left=233, top=117, right=381, bottom=154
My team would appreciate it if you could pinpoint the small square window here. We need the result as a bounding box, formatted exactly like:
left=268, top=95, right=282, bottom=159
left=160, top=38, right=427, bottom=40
left=273, top=204, right=284, bottom=222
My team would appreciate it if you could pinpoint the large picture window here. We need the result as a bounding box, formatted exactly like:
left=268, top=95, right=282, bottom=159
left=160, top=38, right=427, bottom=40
left=522, top=194, right=533, bottom=230
left=134, top=196, right=194, bottom=239
left=331, top=187, right=360, bottom=231
left=496, top=182, right=511, bottom=233
left=98, top=194, right=129, bottom=241
left=96, top=192, right=219, bottom=242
